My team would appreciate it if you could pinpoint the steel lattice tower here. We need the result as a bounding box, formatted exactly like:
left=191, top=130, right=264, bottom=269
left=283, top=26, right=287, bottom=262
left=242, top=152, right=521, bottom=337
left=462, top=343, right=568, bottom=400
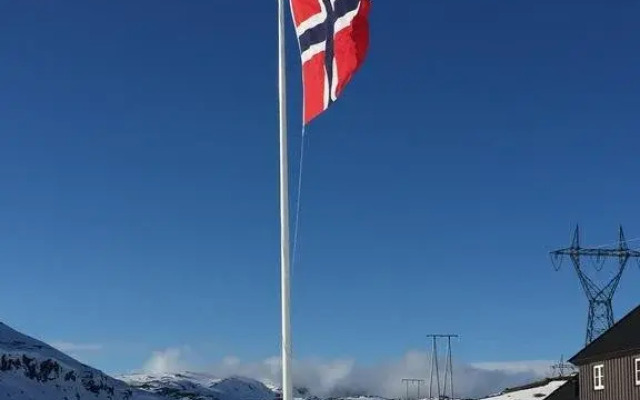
left=551, top=355, right=575, bottom=378
left=550, top=225, right=640, bottom=344
left=401, top=379, right=424, bottom=400
left=427, top=334, right=457, bottom=400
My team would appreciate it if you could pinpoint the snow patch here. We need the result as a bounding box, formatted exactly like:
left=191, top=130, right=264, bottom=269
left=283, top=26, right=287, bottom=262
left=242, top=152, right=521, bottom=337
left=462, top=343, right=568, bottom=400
left=479, top=378, right=570, bottom=400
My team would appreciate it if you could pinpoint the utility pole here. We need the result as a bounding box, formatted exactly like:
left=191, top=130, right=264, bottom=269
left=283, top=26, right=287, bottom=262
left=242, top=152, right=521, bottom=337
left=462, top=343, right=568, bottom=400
left=427, top=334, right=458, bottom=400
left=551, top=355, right=575, bottom=378
left=401, top=378, right=425, bottom=400
left=550, top=225, right=640, bottom=344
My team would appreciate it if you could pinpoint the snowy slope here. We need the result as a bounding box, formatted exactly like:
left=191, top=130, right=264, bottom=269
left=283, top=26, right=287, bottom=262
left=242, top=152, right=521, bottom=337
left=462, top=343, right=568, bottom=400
left=122, top=372, right=277, bottom=400
left=263, top=381, right=315, bottom=399
left=122, top=373, right=390, bottom=400
left=480, top=378, right=569, bottom=400
left=0, top=322, right=161, bottom=400
left=332, top=397, right=387, bottom=400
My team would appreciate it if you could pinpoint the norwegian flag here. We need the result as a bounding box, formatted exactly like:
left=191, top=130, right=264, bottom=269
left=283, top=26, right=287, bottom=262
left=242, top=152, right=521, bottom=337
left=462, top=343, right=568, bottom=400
left=290, top=0, right=370, bottom=124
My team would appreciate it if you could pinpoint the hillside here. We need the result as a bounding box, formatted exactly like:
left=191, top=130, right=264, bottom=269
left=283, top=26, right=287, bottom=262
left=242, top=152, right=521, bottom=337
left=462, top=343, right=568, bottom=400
left=0, top=319, right=387, bottom=400
left=121, top=372, right=389, bottom=400
left=121, top=372, right=278, bottom=400
left=0, top=322, right=160, bottom=400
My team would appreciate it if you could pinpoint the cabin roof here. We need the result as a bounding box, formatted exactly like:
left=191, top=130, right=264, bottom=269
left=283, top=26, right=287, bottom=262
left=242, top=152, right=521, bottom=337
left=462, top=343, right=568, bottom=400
left=569, top=304, right=640, bottom=365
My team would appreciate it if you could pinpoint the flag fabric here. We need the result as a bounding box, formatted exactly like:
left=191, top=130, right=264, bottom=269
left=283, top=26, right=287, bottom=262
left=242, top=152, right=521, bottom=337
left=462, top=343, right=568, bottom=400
left=290, top=0, right=370, bottom=124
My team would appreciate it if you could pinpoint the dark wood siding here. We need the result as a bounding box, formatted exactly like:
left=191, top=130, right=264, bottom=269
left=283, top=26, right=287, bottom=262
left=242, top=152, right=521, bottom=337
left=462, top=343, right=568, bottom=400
left=578, top=353, right=640, bottom=400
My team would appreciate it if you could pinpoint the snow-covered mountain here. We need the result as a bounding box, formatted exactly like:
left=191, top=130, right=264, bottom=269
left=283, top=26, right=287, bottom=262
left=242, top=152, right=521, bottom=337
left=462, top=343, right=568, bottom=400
left=121, top=372, right=387, bottom=400
left=121, top=372, right=278, bottom=400
left=0, top=320, right=383, bottom=400
left=0, top=320, right=397, bottom=400
left=0, top=321, right=161, bottom=400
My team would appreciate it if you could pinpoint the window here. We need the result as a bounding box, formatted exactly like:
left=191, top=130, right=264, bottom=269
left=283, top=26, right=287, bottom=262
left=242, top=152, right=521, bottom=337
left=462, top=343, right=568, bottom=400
left=593, top=364, right=604, bottom=390
left=635, top=358, right=640, bottom=386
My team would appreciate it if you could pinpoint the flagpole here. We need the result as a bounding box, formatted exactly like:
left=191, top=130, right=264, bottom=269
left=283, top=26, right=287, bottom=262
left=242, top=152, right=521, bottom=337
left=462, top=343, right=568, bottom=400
left=277, top=1, right=293, bottom=400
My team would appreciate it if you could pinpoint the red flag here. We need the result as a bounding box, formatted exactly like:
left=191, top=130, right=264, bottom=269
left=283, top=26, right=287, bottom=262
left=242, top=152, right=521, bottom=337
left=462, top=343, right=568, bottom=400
left=290, top=0, right=370, bottom=124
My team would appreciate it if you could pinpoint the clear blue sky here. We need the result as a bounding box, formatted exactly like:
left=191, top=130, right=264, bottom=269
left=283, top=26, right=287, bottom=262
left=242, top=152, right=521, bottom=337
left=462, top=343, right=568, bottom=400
left=1, top=0, right=639, bottom=375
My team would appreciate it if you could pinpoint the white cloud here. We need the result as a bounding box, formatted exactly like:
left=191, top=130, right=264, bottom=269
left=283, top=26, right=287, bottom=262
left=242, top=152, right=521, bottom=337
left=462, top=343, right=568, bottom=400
left=50, top=342, right=103, bottom=352
left=139, top=348, right=557, bottom=399
left=143, top=347, right=191, bottom=374
left=471, top=360, right=556, bottom=377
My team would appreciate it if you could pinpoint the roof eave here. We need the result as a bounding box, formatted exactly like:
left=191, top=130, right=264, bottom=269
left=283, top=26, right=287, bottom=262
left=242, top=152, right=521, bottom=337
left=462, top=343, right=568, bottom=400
left=570, top=347, right=640, bottom=366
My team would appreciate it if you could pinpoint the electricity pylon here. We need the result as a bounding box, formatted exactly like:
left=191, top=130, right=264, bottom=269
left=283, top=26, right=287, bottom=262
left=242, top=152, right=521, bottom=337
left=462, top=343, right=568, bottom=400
left=550, top=225, right=640, bottom=344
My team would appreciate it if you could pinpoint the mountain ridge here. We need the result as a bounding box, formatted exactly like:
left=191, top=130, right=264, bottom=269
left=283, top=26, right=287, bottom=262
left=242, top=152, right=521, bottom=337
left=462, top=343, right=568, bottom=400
left=0, top=321, right=161, bottom=400
left=0, top=320, right=393, bottom=400
left=120, top=371, right=318, bottom=400
left=120, top=371, right=393, bottom=400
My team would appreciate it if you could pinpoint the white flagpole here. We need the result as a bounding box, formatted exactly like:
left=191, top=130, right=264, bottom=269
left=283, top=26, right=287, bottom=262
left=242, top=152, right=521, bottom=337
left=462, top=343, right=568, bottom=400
left=277, top=1, right=293, bottom=400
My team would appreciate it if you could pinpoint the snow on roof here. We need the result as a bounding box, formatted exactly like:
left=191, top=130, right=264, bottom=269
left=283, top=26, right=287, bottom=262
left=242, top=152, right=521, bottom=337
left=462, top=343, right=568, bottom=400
left=480, top=379, right=568, bottom=400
